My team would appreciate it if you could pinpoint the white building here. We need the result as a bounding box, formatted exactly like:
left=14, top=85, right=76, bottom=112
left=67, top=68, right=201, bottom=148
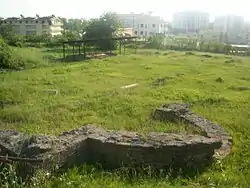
left=172, top=11, right=209, bottom=33
left=213, top=15, right=245, bottom=44
left=214, top=15, right=244, bottom=34
left=0, top=15, right=63, bottom=36
left=117, top=13, right=168, bottom=37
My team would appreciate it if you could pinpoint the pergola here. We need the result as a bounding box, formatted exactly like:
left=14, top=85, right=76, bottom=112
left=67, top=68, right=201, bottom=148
left=62, top=36, right=137, bottom=61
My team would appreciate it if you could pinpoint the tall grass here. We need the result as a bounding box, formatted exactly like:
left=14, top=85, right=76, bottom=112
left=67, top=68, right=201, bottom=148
left=0, top=48, right=250, bottom=187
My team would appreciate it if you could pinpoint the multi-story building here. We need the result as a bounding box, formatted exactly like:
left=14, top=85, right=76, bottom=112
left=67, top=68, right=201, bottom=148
left=214, top=15, right=244, bottom=34
left=172, top=11, right=209, bottom=33
left=213, top=15, right=245, bottom=44
left=0, top=15, right=63, bottom=36
left=117, top=13, right=168, bottom=37
left=243, top=22, right=250, bottom=44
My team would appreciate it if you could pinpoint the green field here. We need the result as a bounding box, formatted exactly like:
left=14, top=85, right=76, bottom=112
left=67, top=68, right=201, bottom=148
left=1, top=48, right=250, bottom=187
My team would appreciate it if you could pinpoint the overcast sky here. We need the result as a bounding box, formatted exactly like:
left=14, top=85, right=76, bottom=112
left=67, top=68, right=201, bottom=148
left=1, top=0, right=250, bottom=21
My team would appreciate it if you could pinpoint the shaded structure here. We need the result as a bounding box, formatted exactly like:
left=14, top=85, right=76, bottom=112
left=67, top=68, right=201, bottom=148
left=62, top=36, right=137, bottom=61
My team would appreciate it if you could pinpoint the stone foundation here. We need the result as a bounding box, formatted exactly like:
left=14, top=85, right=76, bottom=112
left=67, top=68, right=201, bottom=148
left=0, top=104, right=232, bottom=177
left=153, top=104, right=232, bottom=157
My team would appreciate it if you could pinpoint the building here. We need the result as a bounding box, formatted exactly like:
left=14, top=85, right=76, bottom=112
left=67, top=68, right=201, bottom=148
left=0, top=15, right=63, bottom=36
left=172, top=11, right=209, bottom=33
left=214, top=15, right=244, bottom=34
left=213, top=15, right=245, bottom=44
left=117, top=13, right=168, bottom=37
left=242, top=22, right=250, bottom=44
left=199, top=30, right=222, bottom=42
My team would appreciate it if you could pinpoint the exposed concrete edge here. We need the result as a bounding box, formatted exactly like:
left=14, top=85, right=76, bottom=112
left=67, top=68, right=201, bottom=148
left=0, top=103, right=232, bottom=177
left=153, top=103, right=232, bottom=158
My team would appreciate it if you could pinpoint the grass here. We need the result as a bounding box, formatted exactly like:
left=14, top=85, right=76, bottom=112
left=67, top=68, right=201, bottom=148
left=0, top=48, right=250, bottom=187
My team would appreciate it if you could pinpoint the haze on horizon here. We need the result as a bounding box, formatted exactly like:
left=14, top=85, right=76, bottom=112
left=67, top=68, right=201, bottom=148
left=1, top=0, right=250, bottom=21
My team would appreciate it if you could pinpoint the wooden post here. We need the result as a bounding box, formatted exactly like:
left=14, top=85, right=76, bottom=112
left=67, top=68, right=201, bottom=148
left=83, top=43, right=86, bottom=58
left=78, top=42, right=81, bottom=56
left=119, top=40, right=122, bottom=55
left=63, top=43, right=65, bottom=60
left=134, top=37, right=137, bottom=54
left=72, top=41, right=75, bottom=61
left=123, top=39, right=126, bottom=55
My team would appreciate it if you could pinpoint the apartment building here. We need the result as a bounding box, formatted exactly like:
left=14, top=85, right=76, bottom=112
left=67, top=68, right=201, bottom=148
left=214, top=15, right=244, bottom=34
left=213, top=15, right=245, bottom=44
left=0, top=15, right=63, bottom=36
left=117, top=13, right=168, bottom=37
left=172, top=11, right=209, bottom=33
left=243, top=22, right=250, bottom=44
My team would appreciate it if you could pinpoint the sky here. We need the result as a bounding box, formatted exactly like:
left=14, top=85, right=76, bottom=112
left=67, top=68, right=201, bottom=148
left=1, top=0, right=250, bottom=21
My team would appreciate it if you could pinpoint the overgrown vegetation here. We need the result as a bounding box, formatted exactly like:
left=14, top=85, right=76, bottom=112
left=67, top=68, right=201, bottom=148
left=0, top=37, right=24, bottom=70
left=0, top=48, right=250, bottom=187
left=144, top=35, right=250, bottom=56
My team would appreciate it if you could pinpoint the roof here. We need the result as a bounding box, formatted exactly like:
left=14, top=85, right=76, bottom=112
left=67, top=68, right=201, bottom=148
left=2, top=15, right=62, bottom=22
left=62, top=36, right=138, bottom=45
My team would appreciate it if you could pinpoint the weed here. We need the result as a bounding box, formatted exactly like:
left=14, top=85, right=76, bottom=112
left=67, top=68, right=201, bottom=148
left=0, top=48, right=250, bottom=187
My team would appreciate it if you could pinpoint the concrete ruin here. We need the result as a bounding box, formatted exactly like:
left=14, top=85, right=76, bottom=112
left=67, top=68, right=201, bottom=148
left=0, top=103, right=232, bottom=177
left=153, top=103, right=232, bottom=157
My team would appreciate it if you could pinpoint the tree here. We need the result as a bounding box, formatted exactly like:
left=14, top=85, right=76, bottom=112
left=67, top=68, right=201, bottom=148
left=0, top=25, right=23, bottom=47
left=83, top=12, right=120, bottom=51
left=0, top=37, right=24, bottom=70
left=61, top=18, right=88, bottom=37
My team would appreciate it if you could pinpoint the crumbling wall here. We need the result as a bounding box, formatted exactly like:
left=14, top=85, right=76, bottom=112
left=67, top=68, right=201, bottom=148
left=153, top=103, right=232, bottom=157
left=0, top=104, right=232, bottom=177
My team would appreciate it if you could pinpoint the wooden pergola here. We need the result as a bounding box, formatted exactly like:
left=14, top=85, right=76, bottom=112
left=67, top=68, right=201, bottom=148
left=62, top=36, right=137, bottom=61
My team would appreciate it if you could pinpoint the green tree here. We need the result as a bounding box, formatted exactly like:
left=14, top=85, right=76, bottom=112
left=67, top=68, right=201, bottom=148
left=61, top=18, right=88, bottom=37
left=0, top=37, right=24, bottom=70
left=83, top=12, right=120, bottom=51
left=0, top=25, right=23, bottom=47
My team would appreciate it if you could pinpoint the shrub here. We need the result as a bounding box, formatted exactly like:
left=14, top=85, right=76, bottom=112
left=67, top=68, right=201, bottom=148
left=0, top=37, right=24, bottom=70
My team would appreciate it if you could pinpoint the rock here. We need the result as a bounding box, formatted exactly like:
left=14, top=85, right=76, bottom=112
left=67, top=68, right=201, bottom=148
left=0, top=130, right=28, bottom=156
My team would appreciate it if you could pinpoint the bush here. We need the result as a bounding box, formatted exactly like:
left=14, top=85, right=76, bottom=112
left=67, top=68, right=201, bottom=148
left=0, top=37, right=24, bottom=70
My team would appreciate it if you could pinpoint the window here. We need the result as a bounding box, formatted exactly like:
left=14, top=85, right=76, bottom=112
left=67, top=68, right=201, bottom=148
left=42, top=21, right=45, bottom=24
left=145, top=31, right=147, bottom=36
left=145, top=24, right=147, bottom=28
left=19, top=21, right=22, bottom=24
left=140, top=31, right=143, bottom=35
left=36, top=21, right=38, bottom=23
left=10, top=21, right=12, bottom=24
left=26, top=31, right=36, bottom=35
left=25, top=21, right=28, bottom=24
left=152, top=24, right=156, bottom=28
left=140, top=24, right=144, bottom=28
left=134, top=31, right=138, bottom=35
left=42, top=25, right=46, bottom=28
left=25, top=25, right=36, bottom=29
